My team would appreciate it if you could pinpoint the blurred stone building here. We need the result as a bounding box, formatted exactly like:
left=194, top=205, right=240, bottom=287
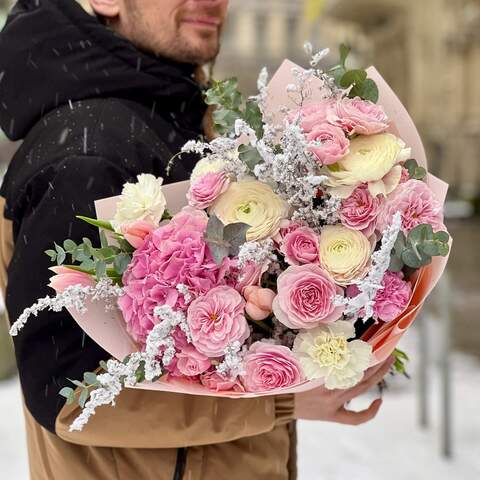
left=217, top=0, right=480, bottom=198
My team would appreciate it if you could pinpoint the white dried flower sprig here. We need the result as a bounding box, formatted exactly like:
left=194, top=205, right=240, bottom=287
left=336, top=212, right=403, bottom=320
left=237, top=239, right=277, bottom=270
left=9, top=277, right=124, bottom=337
left=216, top=341, right=246, bottom=378
left=70, top=305, right=190, bottom=432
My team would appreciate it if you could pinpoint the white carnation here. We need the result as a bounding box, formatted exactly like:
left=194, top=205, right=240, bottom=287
left=293, top=321, right=372, bottom=390
left=111, top=174, right=166, bottom=232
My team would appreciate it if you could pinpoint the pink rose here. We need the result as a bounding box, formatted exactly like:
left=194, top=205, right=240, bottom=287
left=175, top=345, right=211, bottom=377
left=280, top=226, right=320, bottom=265
left=347, top=271, right=412, bottom=322
left=228, top=259, right=267, bottom=294
left=272, top=220, right=305, bottom=245
left=272, top=264, right=344, bottom=329
left=327, top=97, right=389, bottom=136
left=120, top=220, right=155, bottom=249
left=377, top=179, right=445, bottom=234
left=339, top=185, right=382, bottom=237
left=118, top=207, right=230, bottom=344
left=241, top=342, right=304, bottom=392
left=307, top=123, right=350, bottom=165
left=187, top=286, right=250, bottom=357
left=399, top=166, right=410, bottom=184
left=48, top=266, right=95, bottom=293
left=187, top=172, right=230, bottom=209
left=244, top=286, right=276, bottom=321
left=200, top=369, right=245, bottom=392
left=289, top=100, right=335, bottom=133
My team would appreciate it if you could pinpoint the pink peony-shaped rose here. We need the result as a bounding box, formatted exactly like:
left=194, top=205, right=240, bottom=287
left=48, top=266, right=95, bottom=293
left=187, top=286, right=250, bottom=357
left=118, top=207, right=229, bottom=344
left=200, top=369, right=245, bottom=392
left=339, top=185, right=382, bottom=237
left=280, top=226, right=320, bottom=265
left=187, top=172, right=230, bottom=209
left=289, top=100, right=335, bottom=133
left=347, top=271, right=412, bottom=322
left=377, top=179, right=445, bottom=234
left=307, top=123, right=350, bottom=165
left=272, top=264, right=344, bottom=329
left=120, top=220, right=156, bottom=249
left=327, top=97, right=389, bottom=136
left=241, top=342, right=304, bottom=392
left=244, top=286, right=276, bottom=321
left=272, top=219, right=305, bottom=246
left=175, top=345, right=211, bottom=377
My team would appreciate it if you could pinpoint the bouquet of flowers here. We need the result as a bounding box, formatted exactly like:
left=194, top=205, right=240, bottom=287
left=10, top=45, right=451, bottom=431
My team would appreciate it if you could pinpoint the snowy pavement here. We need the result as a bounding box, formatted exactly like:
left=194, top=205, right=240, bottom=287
left=1, top=319, right=479, bottom=479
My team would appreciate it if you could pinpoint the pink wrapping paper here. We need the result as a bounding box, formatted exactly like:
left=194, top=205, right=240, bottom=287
left=65, top=61, right=451, bottom=395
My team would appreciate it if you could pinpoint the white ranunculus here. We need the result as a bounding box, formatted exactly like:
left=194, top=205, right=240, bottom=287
left=293, top=321, right=373, bottom=390
left=191, top=156, right=230, bottom=182
left=111, top=174, right=166, bottom=232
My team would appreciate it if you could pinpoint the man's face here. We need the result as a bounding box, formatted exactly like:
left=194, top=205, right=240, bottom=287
left=109, top=0, right=229, bottom=64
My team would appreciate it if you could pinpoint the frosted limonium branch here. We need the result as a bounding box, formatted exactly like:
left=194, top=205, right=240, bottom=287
left=237, top=239, right=277, bottom=270
left=70, top=305, right=189, bottom=432
left=234, top=118, right=258, bottom=147
left=336, top=212, right=402, bottom=320
left=216, top=341, right=246, bottom=378
left=9, top=277, right=124, bottom=337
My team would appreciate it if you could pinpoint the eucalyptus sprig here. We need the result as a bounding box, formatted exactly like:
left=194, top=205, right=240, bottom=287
left=328, top=44, right=379, bottom=103
left=391, top=348, right=411, bottom=379
left=59, top=370, right=101, bottom=408
left=204, top=78, right=264, bottom=139
left=390, top=224, right=450, bottom=271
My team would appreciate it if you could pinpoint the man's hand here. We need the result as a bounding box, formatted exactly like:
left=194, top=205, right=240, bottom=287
left=294, top=355, right=396, bottom=425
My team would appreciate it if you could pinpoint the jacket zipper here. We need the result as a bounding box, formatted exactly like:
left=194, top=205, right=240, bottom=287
left=173, top=447, right=187, bottom=480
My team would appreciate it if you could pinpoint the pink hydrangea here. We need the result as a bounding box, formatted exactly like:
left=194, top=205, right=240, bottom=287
left=307, top=123, right=350, bottom=165
left=272, top=264, right=344, bottom=329
left=339, top=185, right=382, bottom=237
left=280, top=226, right=320, bottom=265
left=175, top=345, right=211, bottom=377
left=348, top=271, right=412, bottom=322
left=118, top=207, right=229, bottom=344
left=200, top=369, right=245, bottom=392
left=377, top=179, right=445, bottom=234
left=241, top=342, right=304, bottom=392
left=327, top=97, right=389, bottom=136
left=187, top=172, right=230, bottom=209
left=187, top=286, right=250, bottom=357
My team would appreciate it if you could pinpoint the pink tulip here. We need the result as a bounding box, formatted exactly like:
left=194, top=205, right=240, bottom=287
left=120, top=220, right=156, bottom=249
left=244, top=286, right=276, bottom=321
left=48, top=266, right=95, bottom=293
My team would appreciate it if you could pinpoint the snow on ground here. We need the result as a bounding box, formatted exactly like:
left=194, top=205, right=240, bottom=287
left=1, top=318, right=479, bottom=479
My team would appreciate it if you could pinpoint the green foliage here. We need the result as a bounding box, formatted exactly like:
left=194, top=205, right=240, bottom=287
left=76, top=215, right=114, bottom=232
left=390, top=224, right=450, bottom=272
left=204, top=78, right=264, bottom=138
left=328, top=43, right=380, bottom=103
left=45, top=235, right=131, bottom=284
left=391, top=348, right=411, bottom=379
left=204, top=215, right=250, bottom=264
left=403, top=159, right=427, bottom=180
left=60, top=371, right=100, bottom=408
left=238, top=144, right=263, bottom=171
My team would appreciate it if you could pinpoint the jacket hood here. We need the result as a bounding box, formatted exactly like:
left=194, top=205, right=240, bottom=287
left=0, top=0, right=207, bottom=140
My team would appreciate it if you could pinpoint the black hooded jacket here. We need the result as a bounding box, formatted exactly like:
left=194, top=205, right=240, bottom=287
left=0, top=0, right=207, bottom=433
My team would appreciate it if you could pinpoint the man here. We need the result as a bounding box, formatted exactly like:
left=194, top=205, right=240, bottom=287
left=0, top=1, right=395, bottom=479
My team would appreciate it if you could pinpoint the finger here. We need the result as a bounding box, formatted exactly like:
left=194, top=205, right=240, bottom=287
left=341, top=358, right=394, bottom=402
left=335, top=398, right=383, bottom=426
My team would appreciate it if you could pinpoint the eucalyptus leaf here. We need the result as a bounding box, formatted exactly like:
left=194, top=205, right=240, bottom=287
left=45, top=249, right=57, bottom=261
left=63, top=239, right=77, bottom=252
left=434, top=231, right=450, bottom=243
left=95, top=260, right=107, bottom=278
left=113, top=253, right=131, bottom=275
left=224, top=222, right=250, bottom=255
left=206, top=242, right=230, bottom=265
left=59, top=387, right=74, bottom=401
left=339, top=43, right=351, bottom=67
left=78, top=389, right=89, bottom=408
left=83, top=372, right=97, bottom=385
left=349, top=78, right=379, bottom=103
left=238, top=144, right=263, bottom=171
left=244, top=100, right=264, bottom=138
left=206, top=215, right=225, bottom=241
left=339, top=69, right=367, bottom=88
